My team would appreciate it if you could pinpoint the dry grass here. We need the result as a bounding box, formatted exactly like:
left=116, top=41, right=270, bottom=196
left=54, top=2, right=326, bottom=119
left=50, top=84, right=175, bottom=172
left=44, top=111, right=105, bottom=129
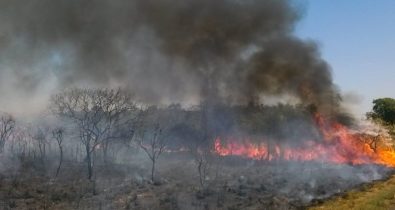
left=309, top=175, right=395, bottom=210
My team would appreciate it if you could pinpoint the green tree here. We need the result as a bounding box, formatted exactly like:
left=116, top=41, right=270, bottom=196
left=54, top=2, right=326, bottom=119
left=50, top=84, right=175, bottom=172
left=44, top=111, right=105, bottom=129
left=367, top=98, right=395, bottom=138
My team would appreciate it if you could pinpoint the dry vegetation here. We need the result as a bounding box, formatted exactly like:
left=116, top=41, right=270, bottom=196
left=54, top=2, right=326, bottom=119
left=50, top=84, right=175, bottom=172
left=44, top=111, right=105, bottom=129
left=0, top=88, right=393, bottom=210
left=0, top=152, right=393, bottom=210
left=310, top=175, right=395, bottom=210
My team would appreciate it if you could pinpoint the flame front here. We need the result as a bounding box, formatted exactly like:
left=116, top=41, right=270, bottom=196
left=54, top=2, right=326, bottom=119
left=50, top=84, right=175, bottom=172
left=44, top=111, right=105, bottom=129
left=214, top=115, right=395, bottom=167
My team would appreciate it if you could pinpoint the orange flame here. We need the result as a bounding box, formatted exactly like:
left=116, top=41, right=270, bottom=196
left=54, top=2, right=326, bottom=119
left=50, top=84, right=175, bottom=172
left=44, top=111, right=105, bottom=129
left=214, top=115, right=395, bottom=167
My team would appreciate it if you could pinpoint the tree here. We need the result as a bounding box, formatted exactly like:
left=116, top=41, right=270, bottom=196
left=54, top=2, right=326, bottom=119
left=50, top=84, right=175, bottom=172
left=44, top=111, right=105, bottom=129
left=30, top=125, right=50, bottom=163
left=0, top=113, right=16, bottom=153
left=9, top=126, right=30, bottom=160
left=52, top=127, right=64, bottom=178
left=136, top=105, right=182, bottom=183
left=367, top=98, right=395, bottom=139
left=189, top=102, right=215, bottom=190
left=50, top=88, right=136, bottom=180
left=138, top=123, right=165, bottom=183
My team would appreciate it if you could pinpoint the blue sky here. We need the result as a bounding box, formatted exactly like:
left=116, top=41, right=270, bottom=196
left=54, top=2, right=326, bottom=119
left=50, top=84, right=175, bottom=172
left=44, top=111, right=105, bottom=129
left=295, top=0, right=395, bottom=116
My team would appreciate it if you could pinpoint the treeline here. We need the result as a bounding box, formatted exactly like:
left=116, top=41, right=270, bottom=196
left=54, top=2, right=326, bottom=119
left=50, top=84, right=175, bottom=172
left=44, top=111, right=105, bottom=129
left=0, top=88, right=323, bottom=183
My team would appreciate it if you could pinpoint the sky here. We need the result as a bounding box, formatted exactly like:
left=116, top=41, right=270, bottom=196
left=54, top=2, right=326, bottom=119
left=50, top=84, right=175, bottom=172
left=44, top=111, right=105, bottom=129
left=296, top=0, right=395, bottom=117
left=0, top=0, right=394, bottom=119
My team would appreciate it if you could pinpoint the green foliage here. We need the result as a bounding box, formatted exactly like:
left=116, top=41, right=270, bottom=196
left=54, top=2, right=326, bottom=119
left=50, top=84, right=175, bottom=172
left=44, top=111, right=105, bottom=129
left=367, top=98, right=395, bottom=139
left=368, top=98, right=395, bottom=125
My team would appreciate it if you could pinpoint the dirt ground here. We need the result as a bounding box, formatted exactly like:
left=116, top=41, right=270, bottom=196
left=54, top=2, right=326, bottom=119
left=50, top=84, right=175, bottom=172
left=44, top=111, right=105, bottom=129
left=0, top=153, right=392, bottom=210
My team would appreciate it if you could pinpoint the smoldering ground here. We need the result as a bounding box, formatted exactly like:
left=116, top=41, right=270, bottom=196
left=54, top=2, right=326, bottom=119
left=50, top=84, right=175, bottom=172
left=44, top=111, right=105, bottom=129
left=0, top=0, right=343, bottom=116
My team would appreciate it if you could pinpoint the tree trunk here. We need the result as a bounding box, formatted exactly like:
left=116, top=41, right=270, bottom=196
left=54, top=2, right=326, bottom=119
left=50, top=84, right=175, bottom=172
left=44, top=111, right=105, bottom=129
left=151, top=160, right=156, bottom=182
left=198, top=160, right=204, bottom=188
left=103, top=141, right=109, bottom=164
left=0, top=139, right=5, bottom=153
left=55, top=146, right=63, bottom=178
left=86, top=144, right=93, bottom=180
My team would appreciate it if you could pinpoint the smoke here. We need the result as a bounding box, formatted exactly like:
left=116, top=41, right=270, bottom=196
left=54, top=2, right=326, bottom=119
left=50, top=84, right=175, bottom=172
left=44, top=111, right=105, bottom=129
left=0, top=0, right=342, bottom=115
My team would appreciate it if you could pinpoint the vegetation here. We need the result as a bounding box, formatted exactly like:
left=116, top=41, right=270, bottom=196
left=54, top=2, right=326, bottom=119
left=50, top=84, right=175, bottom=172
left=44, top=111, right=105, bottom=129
left=0, top=87, right=325, bottom=184
left=367, top=98, right=395, bottom=139
left=50, top=88, right=137, bottom=179
left=309, top=175, right=395, bottom=210
left=0, top=113, right=15, bottom=153
left=2, top=89, right=395, bottom=209
left=310, top=98, right=395, bottom=210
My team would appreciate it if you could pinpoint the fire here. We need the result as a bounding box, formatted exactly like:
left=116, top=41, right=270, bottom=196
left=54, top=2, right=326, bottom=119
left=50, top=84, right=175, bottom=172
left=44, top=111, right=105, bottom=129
left=214, top=114, right=395, bottom=167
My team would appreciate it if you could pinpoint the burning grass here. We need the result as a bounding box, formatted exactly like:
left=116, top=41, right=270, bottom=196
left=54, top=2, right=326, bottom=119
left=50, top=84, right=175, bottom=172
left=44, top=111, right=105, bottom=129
left=214, top=114, right=395, bottom=167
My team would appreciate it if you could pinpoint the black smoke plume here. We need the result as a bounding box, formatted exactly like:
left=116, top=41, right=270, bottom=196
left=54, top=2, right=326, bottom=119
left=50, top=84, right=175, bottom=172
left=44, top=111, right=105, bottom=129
left=0, top=0, right=343, bottom=115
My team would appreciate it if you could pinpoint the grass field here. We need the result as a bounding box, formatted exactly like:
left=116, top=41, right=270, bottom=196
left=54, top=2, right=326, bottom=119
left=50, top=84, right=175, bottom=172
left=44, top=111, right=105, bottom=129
left=309, top=175, right=395, bottom=210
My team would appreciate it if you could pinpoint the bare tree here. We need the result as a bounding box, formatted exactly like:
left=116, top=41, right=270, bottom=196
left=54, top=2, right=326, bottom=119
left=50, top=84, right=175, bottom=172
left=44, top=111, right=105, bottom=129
left=98, top=89, right=138, bottom=163
left=138, top=123, right=165, bottom=183
left=136, top=105, right=185, bottom=183
left=192, top=146, right=212, bottom=189
left=0, top=113, right=15, bottom=153
left=50, top=88, right=136, bottom=180
left=9, top=127, right=30, bottom=160
left=29, top=125, right=51, bottom=164
left=52, top=127, right=64, bottom=178
left=191, top=102, right=215, bottom=190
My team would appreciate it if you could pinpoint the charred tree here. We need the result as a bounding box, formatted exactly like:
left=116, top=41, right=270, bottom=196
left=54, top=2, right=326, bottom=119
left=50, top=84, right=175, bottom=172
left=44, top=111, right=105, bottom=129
left=0, top=113, right=15, bottom=153
left=52, top=127, right=64, bottom=178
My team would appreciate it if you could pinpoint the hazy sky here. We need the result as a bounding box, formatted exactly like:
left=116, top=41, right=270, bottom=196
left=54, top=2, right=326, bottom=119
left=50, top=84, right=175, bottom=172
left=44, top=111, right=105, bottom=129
left=296, top=0, right=395, bottom=117
left=1, top=0, right=394, bottom=118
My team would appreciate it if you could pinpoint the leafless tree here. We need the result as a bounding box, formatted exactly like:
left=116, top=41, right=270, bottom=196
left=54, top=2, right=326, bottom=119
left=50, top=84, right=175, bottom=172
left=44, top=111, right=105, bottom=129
left=9, top=127, right=30, bottom=160
left=0, top=113, right=15, bottom=153
left=136, top=105, right=185, bottom=183
left=191, top=102, right=216, bottom=190
left=50, top=88, right=136, bottom=180
left=138, top=123, right=165, bottom=183
left=52, top=127, right=64, bottom=178
left=192, top=146, right=212, bottom=189
left=30, top=125, right=51, bottom=163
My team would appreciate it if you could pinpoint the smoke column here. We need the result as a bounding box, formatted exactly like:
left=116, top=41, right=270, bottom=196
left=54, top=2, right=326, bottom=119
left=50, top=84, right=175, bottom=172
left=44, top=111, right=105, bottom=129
left=0, top=0, right=342, bottom=115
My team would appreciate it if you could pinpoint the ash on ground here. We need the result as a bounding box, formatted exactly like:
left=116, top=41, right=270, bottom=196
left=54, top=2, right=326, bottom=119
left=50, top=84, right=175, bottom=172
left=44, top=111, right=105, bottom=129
left=0, top=153, right=392, bottom=210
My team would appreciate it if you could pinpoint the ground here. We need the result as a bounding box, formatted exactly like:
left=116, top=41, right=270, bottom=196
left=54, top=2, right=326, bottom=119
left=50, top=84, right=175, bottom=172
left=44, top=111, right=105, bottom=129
left=0, top=153, right=393, bottom=210
left=309, top=174, right=395, bottom=210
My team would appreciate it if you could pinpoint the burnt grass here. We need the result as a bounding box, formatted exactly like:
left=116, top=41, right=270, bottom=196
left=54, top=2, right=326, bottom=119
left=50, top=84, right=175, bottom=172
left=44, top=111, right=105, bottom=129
left=0, top=153, right=393, bottom=210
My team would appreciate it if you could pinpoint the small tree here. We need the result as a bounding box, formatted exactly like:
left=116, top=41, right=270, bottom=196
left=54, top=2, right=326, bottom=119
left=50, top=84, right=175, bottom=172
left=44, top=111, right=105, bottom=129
left=192, top=146, right=212, bottom=189
left=0, top=113, right=15, bottom=153
left=188, top=102, right=215, bottom=190
left=52, top=127, right=64, bottom=178
left=138, top=123, right=165, bottom=183
left=136, top=105, right=186, bottom=183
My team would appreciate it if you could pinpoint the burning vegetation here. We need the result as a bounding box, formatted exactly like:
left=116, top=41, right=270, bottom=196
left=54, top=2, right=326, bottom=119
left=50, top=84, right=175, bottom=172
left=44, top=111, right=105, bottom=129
left=214, top=113, right=395, bottom=167
left=0, top=94, right=394, bottom=209
left=0, top=0, right=394, bottom=209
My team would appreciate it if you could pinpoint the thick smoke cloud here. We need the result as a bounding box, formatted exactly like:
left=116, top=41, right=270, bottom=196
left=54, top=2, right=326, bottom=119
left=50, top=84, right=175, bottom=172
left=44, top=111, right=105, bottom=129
left=0, top=0, right=341, bottom=115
